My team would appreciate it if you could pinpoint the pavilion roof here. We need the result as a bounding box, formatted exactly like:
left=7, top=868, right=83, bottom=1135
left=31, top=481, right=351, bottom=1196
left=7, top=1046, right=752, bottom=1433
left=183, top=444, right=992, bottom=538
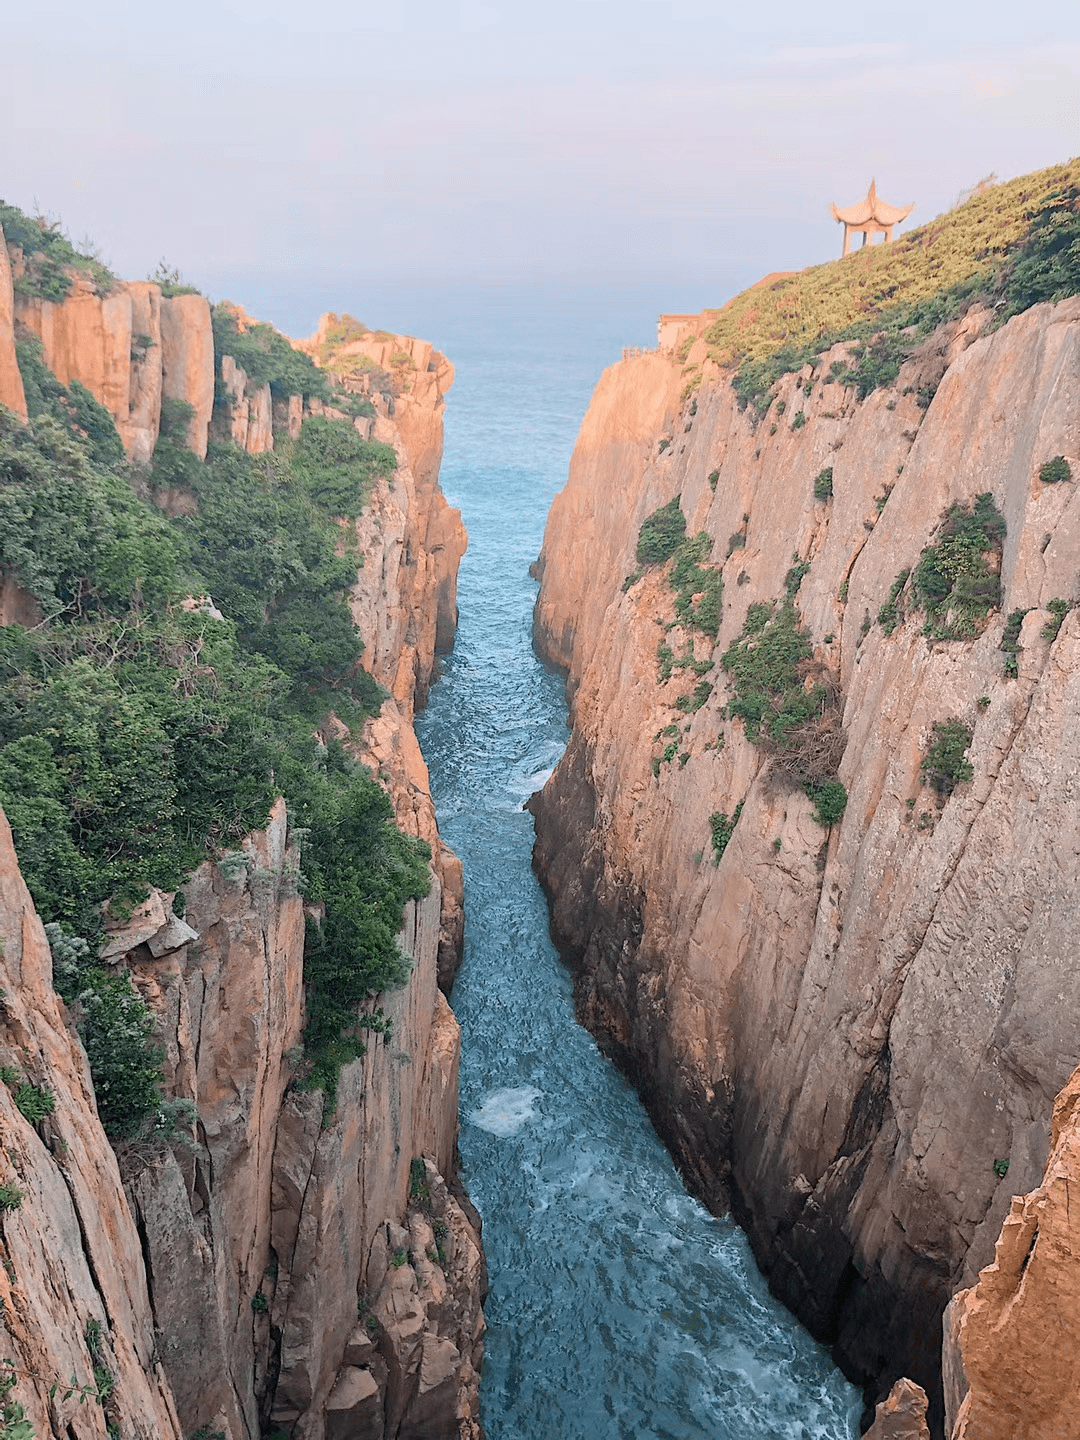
left=831, top=180, right=914, bottom=228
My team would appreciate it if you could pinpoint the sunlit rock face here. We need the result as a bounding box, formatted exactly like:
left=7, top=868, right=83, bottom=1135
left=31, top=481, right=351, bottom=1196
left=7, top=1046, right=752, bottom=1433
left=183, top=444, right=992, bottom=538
left=531, top=295, right=1080, bottom=1429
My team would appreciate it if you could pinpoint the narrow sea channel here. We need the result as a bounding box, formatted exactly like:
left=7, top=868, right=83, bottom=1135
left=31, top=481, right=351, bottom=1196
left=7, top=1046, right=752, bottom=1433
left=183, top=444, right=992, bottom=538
left=412, top=290, right=860, bottom=1440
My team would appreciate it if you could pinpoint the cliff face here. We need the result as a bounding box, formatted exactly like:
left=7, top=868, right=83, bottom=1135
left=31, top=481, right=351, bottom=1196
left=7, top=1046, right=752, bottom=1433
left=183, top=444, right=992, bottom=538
left=941, top=1061, right=1080, bottom=1440
left=0, top=264, right=479, bottom=1436
left=0, top=228, right=27, bottom=418
left=531, top=296, right=1080, bottom=1427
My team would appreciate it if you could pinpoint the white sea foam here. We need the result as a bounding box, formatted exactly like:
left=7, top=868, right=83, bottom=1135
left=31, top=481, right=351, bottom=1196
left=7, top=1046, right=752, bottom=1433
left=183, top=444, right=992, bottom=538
left=469, top=1085, right=542, bottom=1137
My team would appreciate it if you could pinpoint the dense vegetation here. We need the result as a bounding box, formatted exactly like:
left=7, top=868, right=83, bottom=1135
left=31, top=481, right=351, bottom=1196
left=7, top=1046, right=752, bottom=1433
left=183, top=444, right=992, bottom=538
left=0, top=199, right=114, bottom=301
left=0, top=348, right=427, bottom=1134
left=700, top=162, right=1080, bottom=409
left=212, top=304, right=330, bottom=402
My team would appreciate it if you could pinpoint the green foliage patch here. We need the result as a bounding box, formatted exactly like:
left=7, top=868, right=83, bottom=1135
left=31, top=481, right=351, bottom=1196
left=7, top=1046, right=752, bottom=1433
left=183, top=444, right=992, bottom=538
left=1039, top=455, right=1072, bottom=484
left=212, top=305, right=330, bottom=402
left=286, top=416, right=397, bottom=518
left=0, top=364, right=430, bottom=1129
left=721, top=593, right=846, bottom=825
left=637, top=496, right=686, bottom=565
left=1001, top=607, right=1030, bottom=677
left=921, top=719, right=974, bottom=802
left=814, top=467, right=833, bottom=500
left=710, top=801, right=743, bottom=863
left=669, top=532, right=724, bottom=638
left=897, top=493, right=1006, bottom=640
left=1, top=198, right=114, bottom=301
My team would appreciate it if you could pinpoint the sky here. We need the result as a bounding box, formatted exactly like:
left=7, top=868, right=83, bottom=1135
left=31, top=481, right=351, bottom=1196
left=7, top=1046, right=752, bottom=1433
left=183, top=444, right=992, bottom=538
left=2, top=0, right=1079, bottom=338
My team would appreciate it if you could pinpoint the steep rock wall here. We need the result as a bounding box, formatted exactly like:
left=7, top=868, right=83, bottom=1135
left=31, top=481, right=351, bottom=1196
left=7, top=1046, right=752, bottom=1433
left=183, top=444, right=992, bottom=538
left=531, top=297, right=1080, bottom=1430
left=941, top=1062, right=1080, bottom=1440
left=1, top=284, right=478, bottom=1436
left=0, top=228, right=27, bottom=418
left=0, top=808, right=185, bottom=1440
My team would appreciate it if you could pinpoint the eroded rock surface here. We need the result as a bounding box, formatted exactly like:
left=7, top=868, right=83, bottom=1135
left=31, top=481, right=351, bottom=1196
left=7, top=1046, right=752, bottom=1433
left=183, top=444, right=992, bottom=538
left=0, top=227, right=27, bottom=418
left=531, top=297, right=1080, bottom=1429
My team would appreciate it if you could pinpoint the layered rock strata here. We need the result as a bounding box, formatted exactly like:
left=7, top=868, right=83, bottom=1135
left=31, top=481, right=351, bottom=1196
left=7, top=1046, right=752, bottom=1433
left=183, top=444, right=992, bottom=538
left=531, top=296, right=1080, bottom=1431
left=0, top=263, right=478, bottom=1435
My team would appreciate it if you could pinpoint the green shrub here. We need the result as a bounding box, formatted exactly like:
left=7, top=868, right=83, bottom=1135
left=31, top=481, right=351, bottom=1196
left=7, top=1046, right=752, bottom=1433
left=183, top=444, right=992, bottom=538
left=1001, top=607, right=1029, bottom=676
left=791, top=411, right=806, bottom=429
left=669, top=532, right=723, bottom=638
left=14, top=1084, right=54, bottom=1124
left=921, top=719, right=974, bottom=802
left=15, top=338, right=126, bottom=470
left=1039, top=456, right=1072, bottom=484
left=814, top=467, right=833, bottom=500
left=148, top=260, right=201, bottom=298
left=710, top=801, right=744, bottom=862
left=721, top=595, right=846, bottom=821
left=637, top=497, right=686, bottom=565
left=708, top=470, right=720, bottom=492
left=212, top=305, right=329, bottom=402
left=0, top=1181, right=25, bottom=1213
left=288, top=416, right=396, bottom=517
left=911, top=493, right=1005, bottom=639
left=676, top=681, right=713, bottom=713
left=809, top=779, right=848, bottom=827
left=1042, top=597, right=1071, bottom=642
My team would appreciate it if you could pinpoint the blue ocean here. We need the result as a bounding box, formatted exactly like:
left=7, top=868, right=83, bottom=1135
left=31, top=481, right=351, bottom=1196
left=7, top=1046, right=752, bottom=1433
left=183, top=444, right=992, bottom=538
left=277, top=282, right=862, bottom=1439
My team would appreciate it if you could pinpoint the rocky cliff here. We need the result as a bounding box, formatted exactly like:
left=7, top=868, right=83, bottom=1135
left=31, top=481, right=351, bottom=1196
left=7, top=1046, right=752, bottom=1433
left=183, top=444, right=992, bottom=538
left=530, top=282, right=1080, bottom=1432
left=0, top=229, right=479, bottom=1438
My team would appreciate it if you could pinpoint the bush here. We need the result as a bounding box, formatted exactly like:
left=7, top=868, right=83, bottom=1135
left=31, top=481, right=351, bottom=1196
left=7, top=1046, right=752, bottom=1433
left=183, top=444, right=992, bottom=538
left=809, top=778, right=848, bottom=827
left=921, top=720, right=974, bottom=802
left=637, top=497, right=686, bottom=565
left=1001, top=607, right=1029, bottom=676
left=710, top=802, right=744, bottom=862
left=814, top=467, right=833, bottom=500
left=669, top=532, right=724, bottom=638
left=721, top=595, right=846, bottom=822
left=14, top=1084, right=55, bottom=1124
left=0, top=1182, right=24, bottom=1212
left=910, top=493, right=1006, bottom=639
left=878, top=569, right=911, bottom=636
left=1039, top=455, right=1072, bottom=484
left=1042, top=597, right=1071, bottom=642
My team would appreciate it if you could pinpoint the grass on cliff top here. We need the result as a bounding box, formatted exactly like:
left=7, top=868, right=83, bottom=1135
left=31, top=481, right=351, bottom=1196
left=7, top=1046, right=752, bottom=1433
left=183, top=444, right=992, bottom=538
left=1, top=198, right=116, bottom=302
left=702, top=160, right=1080, bottom=407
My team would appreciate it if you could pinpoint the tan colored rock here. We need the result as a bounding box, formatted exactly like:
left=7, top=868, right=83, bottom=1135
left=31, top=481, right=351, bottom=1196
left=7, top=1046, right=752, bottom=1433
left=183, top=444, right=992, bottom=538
left=0, top=572, right=41, bottom=626
left=531, top=296, right=1080, bottom=1421
left=944, top=1063, right=1080, bottom=1440
left=0, top=805, right=184, bottom=1439
left=865, top=1379, right=932, bottom=1439
left=15, top=276, right=164, bottom=461
left=160, top=293, right=214, bottom=456
left=0, top=228, right=28, bottom=418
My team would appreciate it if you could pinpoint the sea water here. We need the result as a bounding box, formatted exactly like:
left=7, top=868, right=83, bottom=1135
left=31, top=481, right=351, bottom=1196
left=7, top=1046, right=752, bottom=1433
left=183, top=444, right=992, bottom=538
left=403, top=287, right=862, bottom=1440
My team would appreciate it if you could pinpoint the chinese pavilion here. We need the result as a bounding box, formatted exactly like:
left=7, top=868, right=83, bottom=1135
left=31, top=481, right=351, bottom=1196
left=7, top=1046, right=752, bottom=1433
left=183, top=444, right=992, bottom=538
left=830, top=181, right=914, bottom=257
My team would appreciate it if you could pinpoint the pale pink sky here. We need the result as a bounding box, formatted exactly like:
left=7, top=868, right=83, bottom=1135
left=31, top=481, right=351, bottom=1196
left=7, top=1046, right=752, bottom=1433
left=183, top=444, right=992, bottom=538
left=2, top=0, right=1078, bottom=308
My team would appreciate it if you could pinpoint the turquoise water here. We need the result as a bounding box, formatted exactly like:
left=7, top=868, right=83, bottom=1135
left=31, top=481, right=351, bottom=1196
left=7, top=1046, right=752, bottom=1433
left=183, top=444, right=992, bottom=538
left=413, top=293, right=861, bottom=1440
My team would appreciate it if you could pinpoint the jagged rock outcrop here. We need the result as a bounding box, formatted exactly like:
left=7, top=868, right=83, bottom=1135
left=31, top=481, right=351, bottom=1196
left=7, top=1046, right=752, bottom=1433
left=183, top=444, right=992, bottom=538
left=0, top=807, right=185, bottom=1440
left=0, top=227, right=27, bottom=419
left=865, top=1380, right=931, bottom=1440
left=531, top=295, right=1080, bottom=1431
left=219, top=353, right=273, bottom=455
left=941, top=1062, right=1080, bottom=1440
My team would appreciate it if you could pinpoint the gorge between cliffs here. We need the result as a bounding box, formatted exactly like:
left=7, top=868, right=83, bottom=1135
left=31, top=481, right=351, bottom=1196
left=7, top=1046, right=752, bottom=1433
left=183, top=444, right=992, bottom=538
left=2, top=159, right=1080, bottom=1440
